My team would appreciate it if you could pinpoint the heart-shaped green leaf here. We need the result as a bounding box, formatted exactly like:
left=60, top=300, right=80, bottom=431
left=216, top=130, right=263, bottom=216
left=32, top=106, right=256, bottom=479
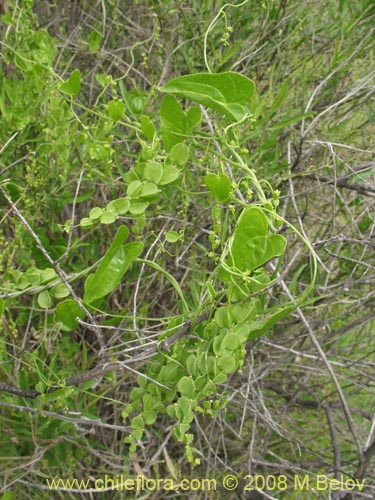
left=231, top=207, right=286, bottom=272
left=160, top=95, right=187, bottom=150
left=60, top=69, right=81, bottom=96
left=56, top=299, right=85, bottom=330
left=205, top=173, right=231, bottom=201
left=107, top=100, right=125, bottom=120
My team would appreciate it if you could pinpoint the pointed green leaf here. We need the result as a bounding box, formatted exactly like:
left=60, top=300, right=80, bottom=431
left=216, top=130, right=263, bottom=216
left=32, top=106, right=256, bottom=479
left=186, top=106, right=202, bottom=129
left=247, top=305, right=294, bottom=340
left=84, top=226, right=142, bottom=304
left=269, top=112, right=314, bottom=131
left=39, top=386, right=76, bottom=403
left=84, top=226, right=129, bottom=296
left=88, top=31, right=102, bottom=53
left=140, top=115, right=156, bottom=141
left=160, top=95, right=186, bottom=131
left=160, top=72, right=255, bottom=121
left=0, top=491, right=15, bottom=500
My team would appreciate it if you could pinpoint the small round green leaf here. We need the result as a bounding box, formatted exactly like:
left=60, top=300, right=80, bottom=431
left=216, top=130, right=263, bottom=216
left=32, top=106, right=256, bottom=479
left=142, top=410, right=157, bottom=425
left=131, top=415, right=144, bottom=430
left=89, top=207, right=103, bottom=220
left=165, top=231, right=180, bottom=243
left=107, top=100, right=125, bottom=121
left=106, top=198, right=130, bottom=215
left=129, top=199, right=149, bottom=215
left=217, top=355, right=236, bottom=374
left=127, top=180, right=143, bottom=197
left=221, top=332, right=241, bottom=351
left=51, top=283, right=70, bottom=299
left=177, top=376, right=195, bottom=397
left=213, top=373, right=228, bottom=384
left=140, top=182, right=159, bottom=199
left=37, top=290, right=53, bottom=309
left=214, top=307, right=232, bottom=328
left=15, top=275, right=29, bottom=290
left=25, top=268, right=41, bottom=286
left=80, top=217, right=95, bottom=229
left=160, top=164, right=179, bottom=185
left=100, top=211, right=117, bottom=224
left=166, top=405, right=177, bottom=419
left=185, top=354, right=197, bottom=376
left=169, top=143, right=189, bottom=166
left=144, top=162, right=163, bottom=184
left=40, top=268, right=57, bottom=284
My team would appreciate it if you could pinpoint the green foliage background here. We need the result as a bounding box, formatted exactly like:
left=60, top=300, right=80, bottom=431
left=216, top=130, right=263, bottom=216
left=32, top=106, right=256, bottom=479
left=0, top=0, right=375, bottom=498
